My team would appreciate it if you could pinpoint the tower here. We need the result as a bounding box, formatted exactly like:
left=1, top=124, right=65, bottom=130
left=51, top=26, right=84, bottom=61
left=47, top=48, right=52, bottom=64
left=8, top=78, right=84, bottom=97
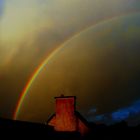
left=47, top=95, right=90, bottom=135
left=55, top=95, right=77, bottom=131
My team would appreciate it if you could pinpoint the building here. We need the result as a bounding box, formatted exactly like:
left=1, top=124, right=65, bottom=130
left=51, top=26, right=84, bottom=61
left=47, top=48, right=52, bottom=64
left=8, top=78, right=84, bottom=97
left=47, top=95, right=90, bottom=135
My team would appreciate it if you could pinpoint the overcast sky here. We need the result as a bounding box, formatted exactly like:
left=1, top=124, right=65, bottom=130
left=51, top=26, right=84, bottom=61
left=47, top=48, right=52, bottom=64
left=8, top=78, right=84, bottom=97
left=0, top=0, right=140, bottom=122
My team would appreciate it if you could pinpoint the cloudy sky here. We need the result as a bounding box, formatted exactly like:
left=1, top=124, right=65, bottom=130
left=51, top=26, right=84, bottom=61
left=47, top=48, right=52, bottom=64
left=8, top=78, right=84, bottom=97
left=0, top=0, right=140, bottom=125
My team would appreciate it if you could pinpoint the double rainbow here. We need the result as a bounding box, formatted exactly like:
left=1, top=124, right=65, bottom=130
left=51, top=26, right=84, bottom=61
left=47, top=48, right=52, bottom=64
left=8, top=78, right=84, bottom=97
left=13, top=11, right=140, bottom=120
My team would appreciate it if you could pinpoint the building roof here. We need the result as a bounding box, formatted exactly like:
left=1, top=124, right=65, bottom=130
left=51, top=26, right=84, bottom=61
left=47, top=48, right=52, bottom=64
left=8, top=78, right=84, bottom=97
left=55, top=95, right=76, bottom=99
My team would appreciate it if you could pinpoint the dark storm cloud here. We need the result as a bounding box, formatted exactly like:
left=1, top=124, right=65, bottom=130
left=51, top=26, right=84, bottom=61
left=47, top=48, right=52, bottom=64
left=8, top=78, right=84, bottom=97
left=16, top=14, right=140, bottom=124
left=0, top=0, right=140, bottom=121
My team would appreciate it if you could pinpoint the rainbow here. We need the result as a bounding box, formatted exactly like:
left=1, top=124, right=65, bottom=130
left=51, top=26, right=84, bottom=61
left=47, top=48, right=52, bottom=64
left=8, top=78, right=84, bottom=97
left=13, top=11, right=140, bottom=120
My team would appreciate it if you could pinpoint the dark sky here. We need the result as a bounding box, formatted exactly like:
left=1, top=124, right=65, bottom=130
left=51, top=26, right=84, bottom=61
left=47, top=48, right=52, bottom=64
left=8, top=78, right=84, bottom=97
left=0, top=0, right=140, bottom=125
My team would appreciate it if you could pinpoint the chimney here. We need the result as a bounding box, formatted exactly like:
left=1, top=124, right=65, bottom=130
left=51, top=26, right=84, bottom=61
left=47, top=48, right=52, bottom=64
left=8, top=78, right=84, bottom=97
left=47, top=95, right=90, bottom=135
left=55, top=96, right=77, bottom=132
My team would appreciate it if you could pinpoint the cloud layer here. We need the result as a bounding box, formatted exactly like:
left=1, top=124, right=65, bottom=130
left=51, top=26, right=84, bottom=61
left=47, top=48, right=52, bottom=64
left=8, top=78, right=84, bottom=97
left=16, top=14, right=140, bottom=124
left=88, top=100, right=140, bottom=125
left=0, top=0, right=140, bottom=120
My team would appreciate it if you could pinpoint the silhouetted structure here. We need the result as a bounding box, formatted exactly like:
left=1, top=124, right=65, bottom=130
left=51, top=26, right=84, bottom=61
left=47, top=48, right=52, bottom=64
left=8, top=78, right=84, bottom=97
left=0, top=118, right=140, bottom=139
left=47, top=95, right=90, bottom=135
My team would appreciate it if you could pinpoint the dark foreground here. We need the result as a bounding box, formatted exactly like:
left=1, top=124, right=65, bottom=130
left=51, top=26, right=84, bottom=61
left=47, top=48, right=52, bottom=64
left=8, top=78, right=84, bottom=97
left=0, top=118, right=140, bottom=139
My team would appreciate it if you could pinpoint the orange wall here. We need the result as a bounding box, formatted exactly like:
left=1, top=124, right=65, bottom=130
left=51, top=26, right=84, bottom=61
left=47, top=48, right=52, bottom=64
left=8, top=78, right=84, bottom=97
left=55, top=97, right=77, bottom=131
left=78, top=118, right=90, bottom=136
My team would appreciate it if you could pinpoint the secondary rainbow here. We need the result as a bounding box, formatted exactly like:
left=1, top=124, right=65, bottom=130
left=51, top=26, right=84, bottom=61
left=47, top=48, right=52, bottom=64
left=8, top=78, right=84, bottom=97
left=13, top=12, right=140, bottom=120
